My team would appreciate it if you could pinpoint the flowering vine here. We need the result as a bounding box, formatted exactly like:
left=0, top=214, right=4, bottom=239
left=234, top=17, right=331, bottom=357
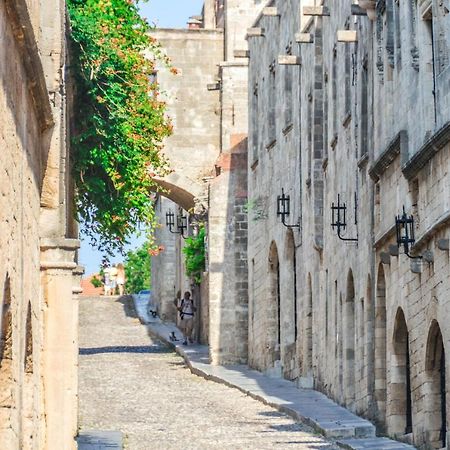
left=68, top=0, right=173, bottom=255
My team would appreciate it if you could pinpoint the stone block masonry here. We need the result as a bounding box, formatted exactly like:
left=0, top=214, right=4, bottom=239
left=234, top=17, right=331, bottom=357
left=247, top=1, right=450, bottom=449
left=0, top=0, right=80, bottom=448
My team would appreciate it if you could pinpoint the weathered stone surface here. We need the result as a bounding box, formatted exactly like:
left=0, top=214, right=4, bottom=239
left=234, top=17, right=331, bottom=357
left=1, top=0, right=79, bottom=447
left=247, top=1, right=450, bottom=449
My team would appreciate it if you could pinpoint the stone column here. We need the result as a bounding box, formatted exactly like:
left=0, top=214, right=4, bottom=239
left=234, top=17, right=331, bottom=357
left=40, top=239, right=80, bottom=450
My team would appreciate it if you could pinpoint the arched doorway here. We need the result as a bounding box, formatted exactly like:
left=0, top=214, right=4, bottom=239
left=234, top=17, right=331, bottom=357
left=375, top=264, right=387, bottom=426
left=391, top=308, right=413, bottom=435
left=425, top=320, right=447, bottom=448
left=267, top=242, right=281, bottom=369
left=344, top=270, right=356, bottom=409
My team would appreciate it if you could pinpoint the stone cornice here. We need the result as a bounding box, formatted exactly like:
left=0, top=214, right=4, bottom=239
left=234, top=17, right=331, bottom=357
left=40, top=262, right=78, bottom=271
left=373, top=223, right=396, bottom=249
left=413, top=210, right=450, bottom=250
left=402, top=121, right=450, bottom=181
left=369, top=130, right=407, bottom=181
left=5, top=0, right=54, bottom=131
left=40, top=238, right=81, bottom=250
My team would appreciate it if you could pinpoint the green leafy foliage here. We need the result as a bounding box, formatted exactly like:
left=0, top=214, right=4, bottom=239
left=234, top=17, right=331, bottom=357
left=68, top=0, right=174, bottom=255
left=124, top=240, right=151, bottom=294
left=90, top=275, right=103, bottom=288
left=182, top=226, right=206, bottom=284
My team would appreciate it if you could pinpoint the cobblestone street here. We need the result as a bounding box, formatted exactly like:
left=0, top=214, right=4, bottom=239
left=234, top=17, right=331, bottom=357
left=78, top=296, right=339, bottom=450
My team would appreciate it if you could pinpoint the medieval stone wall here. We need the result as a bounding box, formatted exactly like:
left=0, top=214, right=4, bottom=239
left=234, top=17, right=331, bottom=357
left=0, top=0, right=79, bottom=448
left=248, top=1, right=450, bottom=448
left=148, top=28, right=223, bottom=211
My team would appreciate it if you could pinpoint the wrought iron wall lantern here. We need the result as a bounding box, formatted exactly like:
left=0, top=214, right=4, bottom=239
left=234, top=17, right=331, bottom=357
left=395, top=206, right=422, bottom=259
left=165, top=210, right=188, bottom=238
left=330, top=193, right=358, bottom=242
left=277, top=188, right=300, bottom=228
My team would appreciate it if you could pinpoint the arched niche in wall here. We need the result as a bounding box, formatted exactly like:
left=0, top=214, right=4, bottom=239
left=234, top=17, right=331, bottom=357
left=284, top=229, right=297, bottom=343
left=267, top=241, right=280, bottom=368
left=375, top=263, right=387, bottom=427
left=304, top=273, right=313, bottom=376
left=425, top=319, right=447, bottom=449
left=0, top=275, right=14, bottom=444
left=344, top=269, right=356, bottom=410
left=391, top=307, right=413, bottom=436
left=22, top=302, right=34, bottom=449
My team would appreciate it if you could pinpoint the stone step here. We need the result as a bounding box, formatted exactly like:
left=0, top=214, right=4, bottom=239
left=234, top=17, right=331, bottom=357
left=337, top=437, right=416, bottom=449
left=77, top=430, right=123, bottom=449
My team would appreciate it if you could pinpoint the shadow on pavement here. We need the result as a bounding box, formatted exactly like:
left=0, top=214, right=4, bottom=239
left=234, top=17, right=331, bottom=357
left=79, top=345, right=170, bottom=355
left=115, top=294, right=138, bottom=319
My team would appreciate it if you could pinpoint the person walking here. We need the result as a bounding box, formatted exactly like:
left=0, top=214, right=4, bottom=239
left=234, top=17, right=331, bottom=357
left=178, top=291, right=196, bottom=345
left=116, top=263, right=126, bottom=296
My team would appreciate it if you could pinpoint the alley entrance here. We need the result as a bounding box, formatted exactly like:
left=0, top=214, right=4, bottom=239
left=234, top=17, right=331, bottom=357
left=78, top=295, right=339, bottom=449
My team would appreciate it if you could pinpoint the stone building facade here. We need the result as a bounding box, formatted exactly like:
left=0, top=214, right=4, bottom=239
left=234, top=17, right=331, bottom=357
left=150, top=0, right=264, bottom=364
left=247, top=1, right=450, bottom=448
left=0, top=0, right=80, bottom=448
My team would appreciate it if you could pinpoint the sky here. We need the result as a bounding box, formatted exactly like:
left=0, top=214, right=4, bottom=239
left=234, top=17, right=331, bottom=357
left=78, top=0, right=205, bottom=276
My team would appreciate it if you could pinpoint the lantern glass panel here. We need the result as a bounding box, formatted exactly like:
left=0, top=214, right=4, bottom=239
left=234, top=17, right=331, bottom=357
left=285, top=195, right=290, bottom=216
left=277, top=196, right=283, bottom=216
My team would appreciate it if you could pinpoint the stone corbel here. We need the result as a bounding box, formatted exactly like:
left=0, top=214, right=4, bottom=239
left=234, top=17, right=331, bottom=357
left=380, top=252, right=391, bottom=265
left=278, top=55, right=301, bottom=65
left=337, top=30, right=358, bottom=42
left=263, top=7, right=279, bottom=17
left=422, top=250, right=434, bottom=263
left=358, top=0, right=377, bottom=20
left=296, top=33, right=314, bottom=44
left=351, top=4, right=367, bottom=15
left=207, top=83, right=221, bottom=91
left=246, top=28, right=265, bottom=38
left=437, top=239, right=450, bottom=251
left=303, top=6, right=330, bottom=16
left=234, top=50, right=250, bottom=58
left=388, top=245, right=399, bottom=256
left=410, top=259, right=422, bottom=274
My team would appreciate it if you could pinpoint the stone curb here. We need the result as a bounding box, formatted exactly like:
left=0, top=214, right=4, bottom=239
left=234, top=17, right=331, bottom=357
left=144, top=317, right=416, bottom=450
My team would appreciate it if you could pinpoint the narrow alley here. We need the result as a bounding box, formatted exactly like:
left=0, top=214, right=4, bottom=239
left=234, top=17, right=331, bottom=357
left=78, top=295, right=339, bottom=450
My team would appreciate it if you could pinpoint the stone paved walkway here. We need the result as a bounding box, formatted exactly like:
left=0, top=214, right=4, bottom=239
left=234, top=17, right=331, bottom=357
left=78, top=295, right=340, bottom=449
left=135, top=301, right=416, bottom=450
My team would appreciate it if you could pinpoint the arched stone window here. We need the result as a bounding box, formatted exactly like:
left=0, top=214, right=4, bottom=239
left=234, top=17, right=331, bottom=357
left=0, top=276, right=14, bottom=445
left=267, top=242, right=280, bottom=367
left=344, top=270, right=356, bottom=410
left=425, top=320, right=447, bottom=448
left=375, top=264, right=387, bottom=427
left=391, top=308, right=413, bottom=435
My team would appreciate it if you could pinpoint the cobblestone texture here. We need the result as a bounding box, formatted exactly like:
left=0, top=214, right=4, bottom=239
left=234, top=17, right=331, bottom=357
left=78, top=296, right=339, bottom=450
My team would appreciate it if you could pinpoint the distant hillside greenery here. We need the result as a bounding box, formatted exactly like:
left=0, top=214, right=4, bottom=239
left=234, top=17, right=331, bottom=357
left=67, top=0, right=174, bottom=256
left=124, top=241, right=151, bottom=294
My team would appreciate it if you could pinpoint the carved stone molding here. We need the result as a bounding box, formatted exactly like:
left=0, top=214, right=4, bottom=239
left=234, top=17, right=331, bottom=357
left=402, top=121, right=450, bottom=180
left=4, top=0, right=54, bottom=131
left=369, top=130, right=408, bottom=181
